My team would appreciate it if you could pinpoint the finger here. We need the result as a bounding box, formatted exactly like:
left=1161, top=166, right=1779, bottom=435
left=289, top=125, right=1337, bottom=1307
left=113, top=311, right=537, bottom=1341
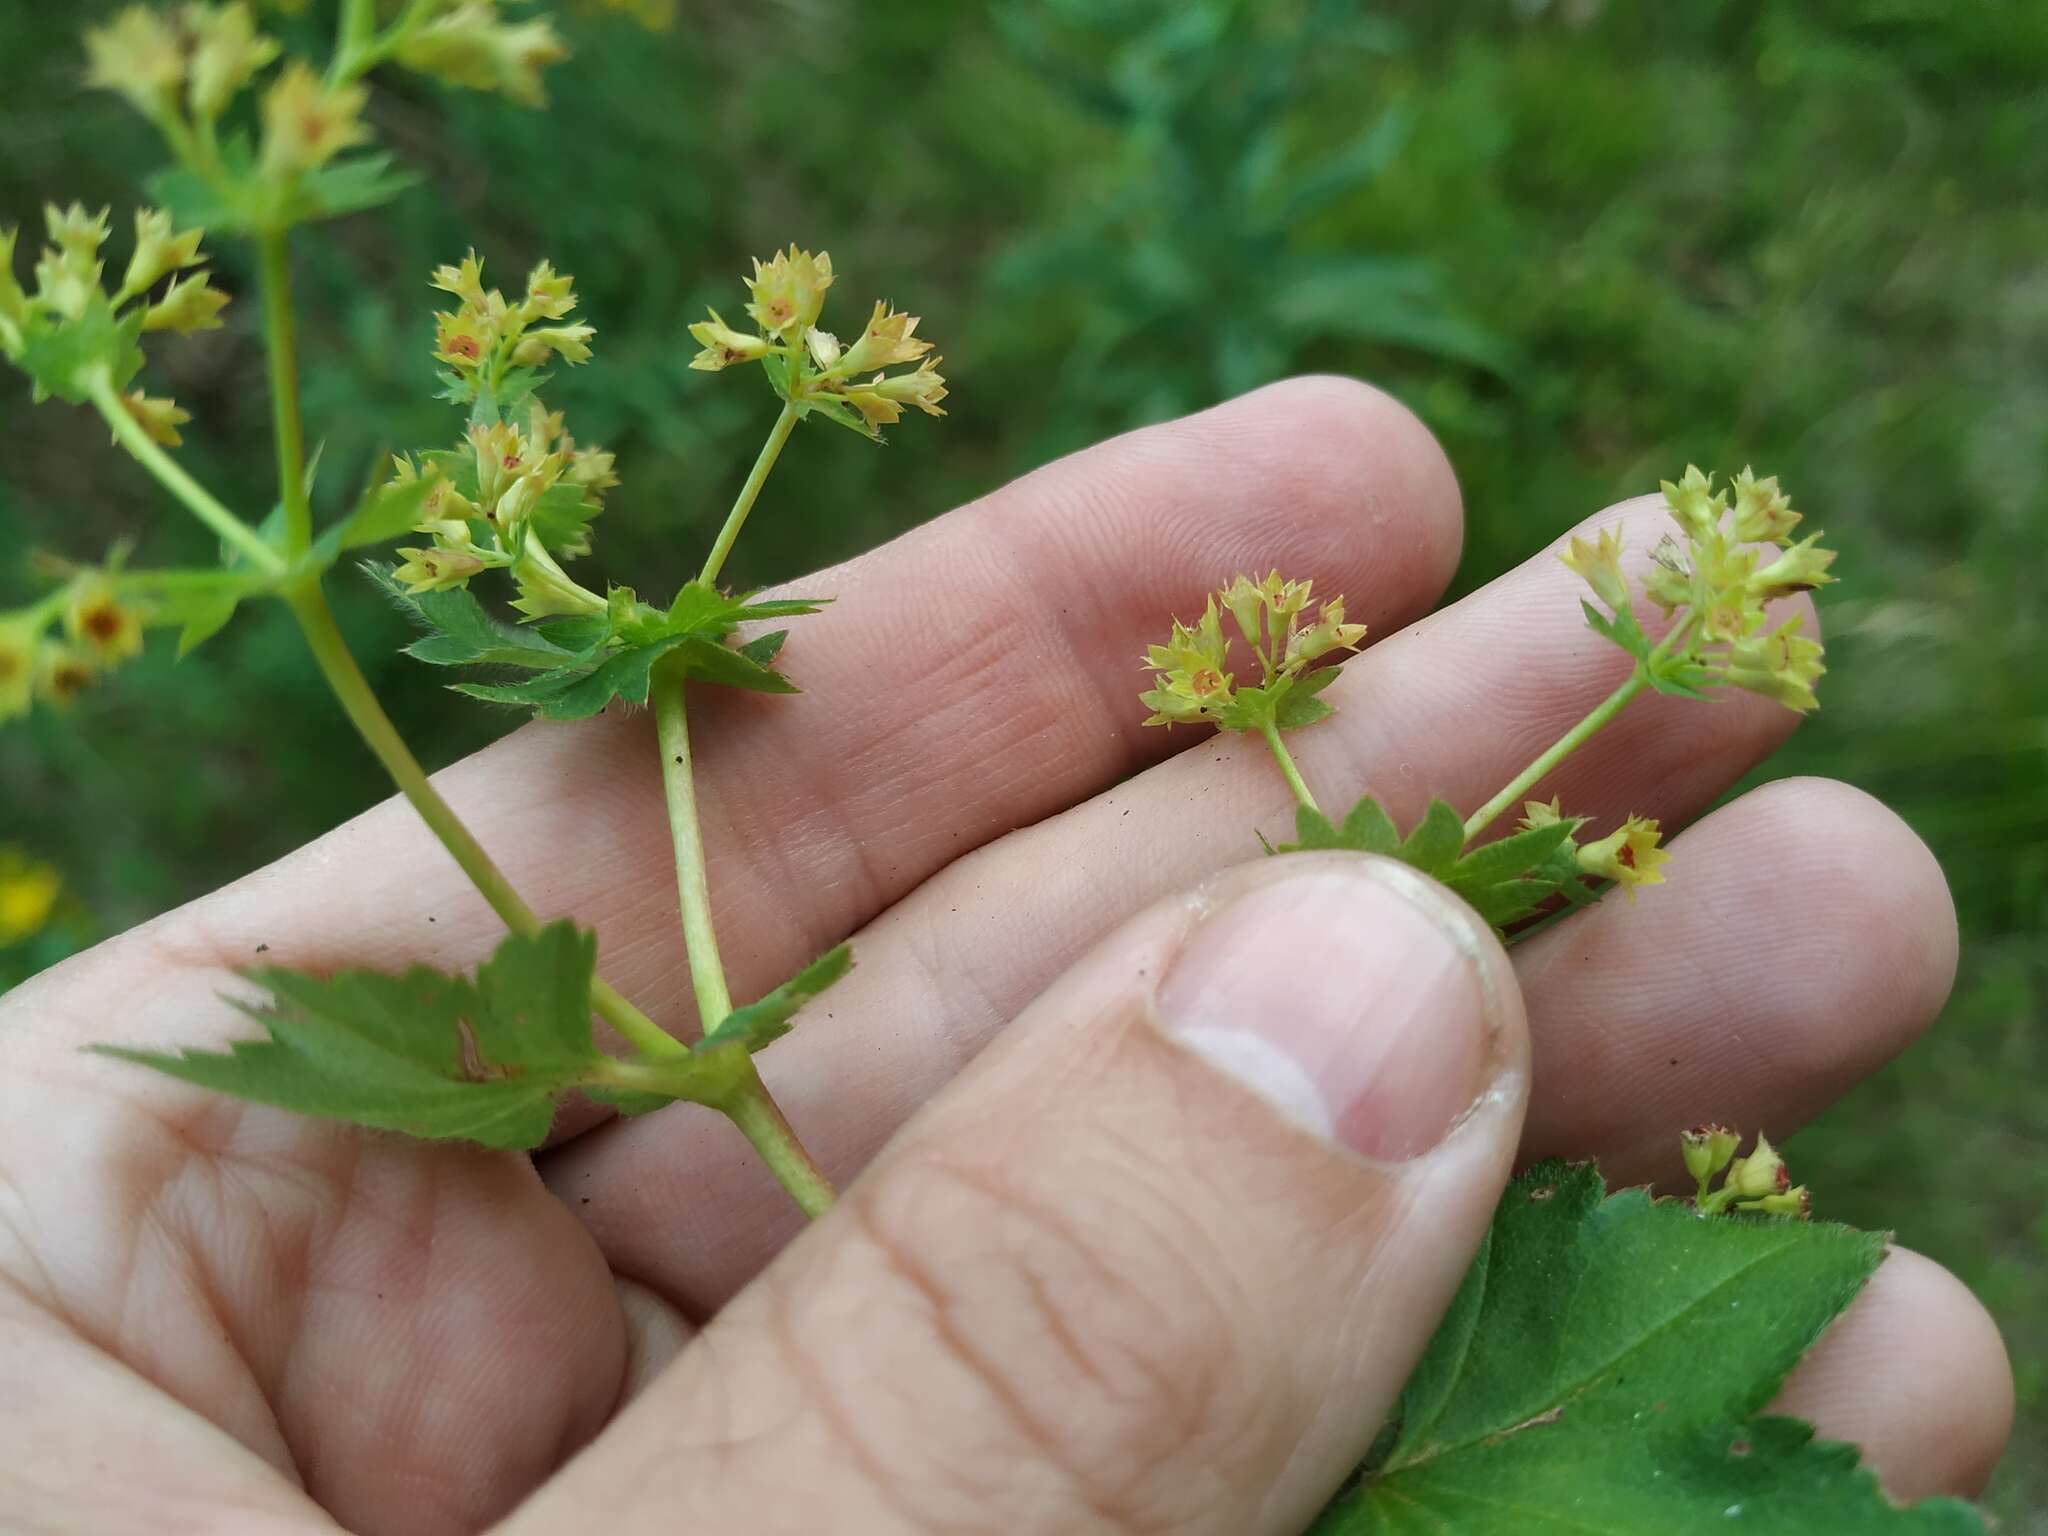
left=147, top=377, right=1462, bottom=1023
left=507, top=855, right=1529, bottom=1536
left=1513, top=776, right=1959, bottom=1186
left=548, top=493, right=1812, bottom=1302
left=1773, top=1247, right=2013, bottom=1500
left=0, top=1293, right=340, bottom=1534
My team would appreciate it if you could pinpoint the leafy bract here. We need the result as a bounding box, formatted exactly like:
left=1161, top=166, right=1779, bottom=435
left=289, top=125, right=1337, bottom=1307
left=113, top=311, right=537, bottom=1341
left=701, top=944, right=852, bottom=1053
left=1278, top=796, right=1594, bottom=934
left=385, top=569, right=826, bottom=721
left=92, top=923, right=605, bottom=1150
left=1311, top=1162, right=1986, bottom=1535
left=150, top=146, right=419, bottom=236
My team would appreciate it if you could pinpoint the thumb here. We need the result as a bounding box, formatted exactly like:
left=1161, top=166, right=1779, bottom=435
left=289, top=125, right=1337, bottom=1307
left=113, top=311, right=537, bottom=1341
left=509, top=852, right=1529, bottom=1536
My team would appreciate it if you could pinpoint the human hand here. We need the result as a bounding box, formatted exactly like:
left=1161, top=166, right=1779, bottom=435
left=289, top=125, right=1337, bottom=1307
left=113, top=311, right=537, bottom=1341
left=0, top=380, right=2010, bottom=1533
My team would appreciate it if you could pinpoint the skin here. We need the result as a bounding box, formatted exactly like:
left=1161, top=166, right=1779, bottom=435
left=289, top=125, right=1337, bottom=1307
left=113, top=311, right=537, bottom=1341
left=0, top=378, right=2012, bottom=1534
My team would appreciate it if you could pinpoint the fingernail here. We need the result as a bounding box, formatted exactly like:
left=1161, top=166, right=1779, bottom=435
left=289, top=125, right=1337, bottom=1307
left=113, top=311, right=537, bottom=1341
left=1156, top=863, right=1499, bottom=1161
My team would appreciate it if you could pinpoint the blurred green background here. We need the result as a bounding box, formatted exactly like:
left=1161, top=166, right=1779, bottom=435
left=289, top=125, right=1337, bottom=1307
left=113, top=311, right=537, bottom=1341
left=3, top=0, right=2043, bottom=1518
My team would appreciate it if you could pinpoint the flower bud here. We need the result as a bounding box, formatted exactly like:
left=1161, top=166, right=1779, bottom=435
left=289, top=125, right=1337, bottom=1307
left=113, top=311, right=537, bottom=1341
left=1560, top=525, right=1631, bottom=613
left=1681, top=1124, right=1740, bottom=1193
left=398, top=6, right=569, bottom=108
left=84, top=7, right=187, bottom=120
left=1749, top=533, right=1836, bottom=600
left=1660, top=465, right=1725, bottom=541
left=34, top=643, right=97, bottom=709
left=1738, top=1185, right=1811, bottom=1219
left=1719, top=615, right=1825, bottom=714
left=1724, top=1132, right=1790, bottom=1200
left=120, top=209, right=205, bottom=302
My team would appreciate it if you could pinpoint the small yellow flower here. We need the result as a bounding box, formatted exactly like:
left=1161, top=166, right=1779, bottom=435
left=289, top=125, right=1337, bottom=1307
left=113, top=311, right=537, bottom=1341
left=1575, top=813, right=1668, bottom=896
left=0, top=848, right=62, bottom=946
left=184, top=2, right=280, bottom=120
left=1681, top=1124, right=1740, bottom=1194
left=838, top=301, right=932, bottom=375
left=1518, top=797, right=1564, bottom=831
left=1559, top=524, right=1630, bottom=613
left=84, top=7, right=187, bottom=119
left=1749, top=533, right=1836, bottom=600
left=1728, top=466, right=1801, bottom=544
left=142, top=269, right=230, bottom=333
left=119, top=209, right=206, bottom=302
left=1285, top=595, right=1367, bottom=669
left=430, top=252, right=490, bottom=309
left=259, top=61, right=371, bottom=178
left=393, top=545, right=488, bottom=593
left=1139, top=597, right=1235, bottom=727
left=745, top=247, right=834, bottom=339
left=1719, top=614, right=1825, bottom=714
left=1659, top=464, right=1725, bottom=541
left=1724, top=1132, right=1790, bottom=1201
left=398, top=6, right=570, bottom=108
left=116, top=391, right=193, bottom=448
left=64, top=580, right=145, bottom=665
left=511, top=323, right=595, bottom=367
left=519, top=261, right=577, bottom=322
left=842, top=358, right=949, bottom=425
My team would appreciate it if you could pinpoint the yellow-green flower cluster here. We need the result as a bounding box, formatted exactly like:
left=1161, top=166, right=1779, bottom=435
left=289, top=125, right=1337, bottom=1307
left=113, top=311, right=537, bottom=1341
left=1685, top=1126, right=1810, bottom=1218
left=1139, top=572, right=1366, bottom=728
left=1521, top=798, right=1668, bottom=898
left=1560, top=467, right=1834, bottom=714
left=389, top=259, right=618, bottom=619
left=431, top=252, right=597, bottom=390
left=0, top=577, right=151, bottom=724
left=1, top=204, right=226, bottom=425
left=689, top=248, right=948, bottom=437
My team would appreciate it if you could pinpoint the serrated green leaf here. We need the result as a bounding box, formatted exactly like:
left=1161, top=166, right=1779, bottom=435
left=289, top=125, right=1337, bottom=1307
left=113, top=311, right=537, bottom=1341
left=528, top=481, right=601, bottom=557
left=376, top=569, right=579, bottom=669
left=738, top=629, right=789, bottom=666
left=672, top=633, right=799, bottom=694
left=701, top=945, right=852, bottom=1053
left=1582, top=598, right=1652, bottom=662
left=15, top=297, right=146, bottom=403
left=1338, top=796, right=1402, bottom=854
left=1447, top=819, right=1576, bottom=887
left=1397, top=798, right=1466, bottom=876
left=291, top=154, right=422, bottom=222
left=1314, top=1161, right=1984, bottom=1534
left=1272, top=666, right=1341, bottom=730
left=90, top=923, right=607, bottom=1150
left=1647, top=654, right=1717, bottom=700
left=458, top=634, right=684, bottom=719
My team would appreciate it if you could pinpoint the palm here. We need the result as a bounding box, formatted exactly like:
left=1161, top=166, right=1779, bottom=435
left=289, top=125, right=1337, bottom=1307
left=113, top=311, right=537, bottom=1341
left=0, top=383, right=2007, bottom=1532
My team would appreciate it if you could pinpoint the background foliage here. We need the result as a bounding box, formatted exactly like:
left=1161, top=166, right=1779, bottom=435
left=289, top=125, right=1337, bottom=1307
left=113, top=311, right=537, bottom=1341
left=2, top=0, right=2042, bottom=1520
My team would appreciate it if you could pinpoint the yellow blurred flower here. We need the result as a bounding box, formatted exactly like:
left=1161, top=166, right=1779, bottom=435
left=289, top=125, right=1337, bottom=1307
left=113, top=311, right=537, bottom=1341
left=0, top=850, right=62, bottom=946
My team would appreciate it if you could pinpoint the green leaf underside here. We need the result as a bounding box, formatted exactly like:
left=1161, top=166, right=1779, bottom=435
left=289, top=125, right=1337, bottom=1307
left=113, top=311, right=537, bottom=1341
left=702, top=944, right=852, bottom=1053
left=90, top=923, right=604, bottom=1150
left=383, top=571, right=821, bottom=720
left=1311, top=1162, right=1984, bottom=1535
left=1280, top=797, right=1590, bottom=933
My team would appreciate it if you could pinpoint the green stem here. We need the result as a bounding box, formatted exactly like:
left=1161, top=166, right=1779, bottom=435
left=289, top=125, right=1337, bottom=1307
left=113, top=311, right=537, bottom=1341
left=330, top=0, right=438, bottom=83
left=1462, top=673, right=1645, bottom=843
left=1259, top=719, right=1321, bottom=815
left=721, top=1067, right=837, bottom=1217
left=1461, top=612, right=1702, bottom=842
left=651, top=659, right=732, bottom=1028
left=699, top=401, right=799, bottom=586
left=256, top=234, right=312, bottom=559
left=285, top=584, right=686, bottom=1059
left=86, top=373, right=286, bottom=575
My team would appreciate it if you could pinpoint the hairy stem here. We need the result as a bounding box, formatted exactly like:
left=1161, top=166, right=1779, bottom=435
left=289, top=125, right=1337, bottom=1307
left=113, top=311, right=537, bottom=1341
left=256, top=234, right=312, bottom=559
left=651, top=659, right=733, bottom=1028
left=699, top=401, right=799, bottom=587
left=1259, top=719, right=1321, bottom=815
left=86, top=373, right=286, bottom=575
left=721, top=1067, right=837, bottom=1217
left=285, top=584, right=685, bottom=1058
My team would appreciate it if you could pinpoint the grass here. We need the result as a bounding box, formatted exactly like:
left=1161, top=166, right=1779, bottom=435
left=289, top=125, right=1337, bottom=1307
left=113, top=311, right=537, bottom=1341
left=2, top=0, right=2042, bottom=1519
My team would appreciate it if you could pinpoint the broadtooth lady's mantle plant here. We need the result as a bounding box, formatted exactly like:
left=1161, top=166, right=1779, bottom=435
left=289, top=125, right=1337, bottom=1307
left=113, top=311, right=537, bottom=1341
left=0, top=5, right=1987, bottom=1532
